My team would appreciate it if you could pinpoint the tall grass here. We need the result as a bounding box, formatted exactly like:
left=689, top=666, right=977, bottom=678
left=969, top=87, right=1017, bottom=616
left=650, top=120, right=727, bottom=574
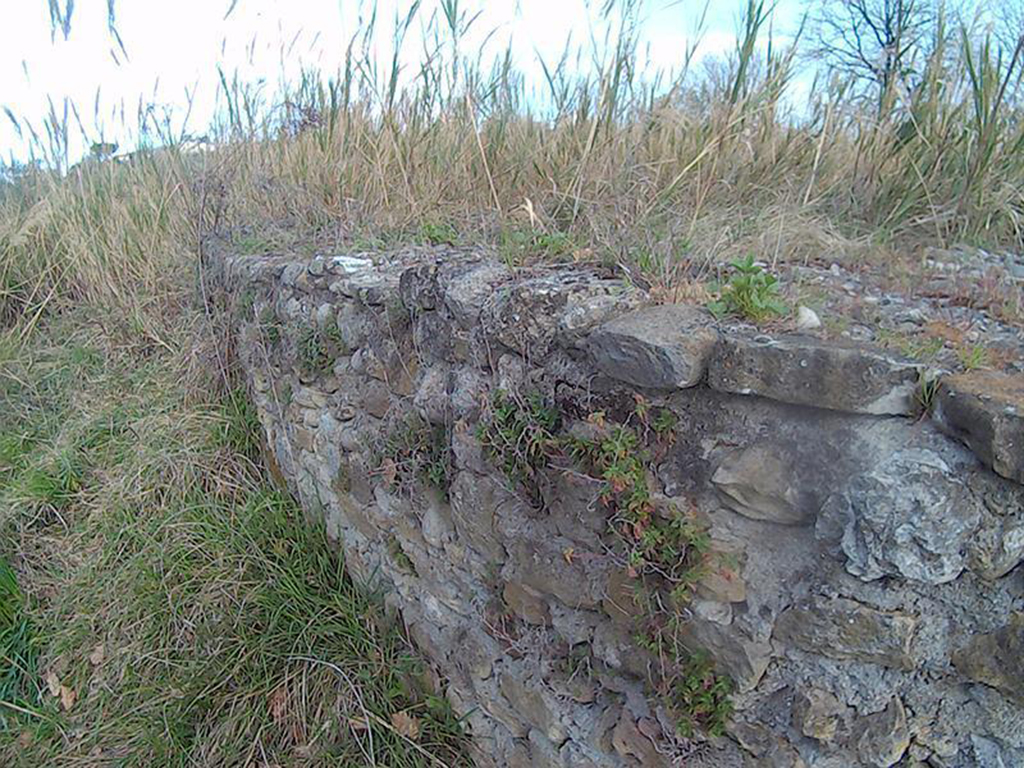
left=2, top=0, right=1023, bottom=330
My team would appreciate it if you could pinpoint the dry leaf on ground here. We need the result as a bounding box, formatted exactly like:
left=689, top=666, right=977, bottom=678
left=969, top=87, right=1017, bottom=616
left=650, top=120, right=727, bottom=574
left=268, top=685, right=288, bottom=724
left=391, top=710, right=421, bottom=740
left=88, top=644, right=106, bottom=666
left=45, top=671, right=61, bottom=698
left=380, top=458, right=398, bottom=486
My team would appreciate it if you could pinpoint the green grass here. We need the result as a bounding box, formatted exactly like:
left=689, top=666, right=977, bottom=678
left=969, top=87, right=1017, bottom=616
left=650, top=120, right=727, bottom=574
left=298, top=323, right=347, bottom=378
left=0, top=312, right=469, bottom=767
left=0, top=557, right=39, bottom=731
left=476, top=390, right=561, bottom=495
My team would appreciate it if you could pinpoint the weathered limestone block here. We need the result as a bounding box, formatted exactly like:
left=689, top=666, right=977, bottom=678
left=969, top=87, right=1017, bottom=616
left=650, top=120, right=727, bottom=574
left=412, top=310, right=452, bottom=363
left=712, top=442, right=818, bottom=525
left=481, top=269, right=646, bottom=357
left=399, top=261, right=443, bottom=310
left=708, top=335, right=921, bottom=415
left=539, top=469, right=608, bottom=548
left=420, top=493, right=455, bottom=548
left=586, top=304, right=718, bottom=389
left=773, top=597, right=916, bottom=670
left=952, top=613, right=1024, bottom=705
left=443, top=261, right=513, bottom=328
left=448, top=471, right=512, bottom=563
left=327, top=254, right=396, bottom=302
left=360, top=379, right=391, bottom=418
left=934, top=371, right=1024, bottom=484
left=505, top=539, right=606, bottom=610
left=498, top=672, right=568, bottom=746
left=413, top=365, right=450, bottom=424
left=450, top=368, right=488, bottom=421
left=697, top=556, right=747, bottom=604
left=969, top=508, right=1024, bottom=580
left=602, top=569, right=642, bottom=626
left=591, top=622, right=656, bottom=681
left=729, top=721, right=805, bottom=767
left=611, top=708, right=668, bottom=767
left=816, top=448, right=982, bottom=584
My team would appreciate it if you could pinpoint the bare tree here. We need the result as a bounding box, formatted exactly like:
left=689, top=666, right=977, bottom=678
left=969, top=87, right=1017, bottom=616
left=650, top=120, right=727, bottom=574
left=807, top=0, right=934, bottom=109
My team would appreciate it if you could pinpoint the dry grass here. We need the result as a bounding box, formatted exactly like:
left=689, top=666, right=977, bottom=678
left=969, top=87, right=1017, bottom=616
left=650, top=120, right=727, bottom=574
left=2, top=2, right=1022, bottom=329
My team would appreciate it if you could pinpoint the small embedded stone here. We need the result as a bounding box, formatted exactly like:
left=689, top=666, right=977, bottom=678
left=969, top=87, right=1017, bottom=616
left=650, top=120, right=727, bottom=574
left=498, top=675, right=566, bottom=745
left=773, top=597, right=916, bottom=670
left=793, top=687, right=843, bottom=743
left=360, top=380, right=392, bottom=419
left=676, top=617, right=771, bottom=693
left=611, top=709, right=665, bottom=766
left=856, top=697, right=910, bottom=768
left=712, top=442, right=816, bottom=525
left=587, top=304, right=718, bottom=389
left=795, top=305, right=822, bottom=331
left=291, top=426, right=316, bottom=452
left=952, top=612, right=1024, bottom=704
left=601, top=569, right=641, bottom=625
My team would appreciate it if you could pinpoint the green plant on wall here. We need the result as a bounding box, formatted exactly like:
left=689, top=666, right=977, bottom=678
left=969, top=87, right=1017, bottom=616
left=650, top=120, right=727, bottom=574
left=298, top=323, right=347, bottom=377
left=476, top=390, right=560, bottom=499
left=475, top=393, right=734, bottom=738
left=419, top=220, right=459, bottom=246
left=667, top=649, right=734, bottom=737
left=258, top=307, right=282, bottom=348
left=707, top=254, right=788, bottom=322
left=498, top=227, right=577, bottom=267
left=380, top=415, right=453, bottom=499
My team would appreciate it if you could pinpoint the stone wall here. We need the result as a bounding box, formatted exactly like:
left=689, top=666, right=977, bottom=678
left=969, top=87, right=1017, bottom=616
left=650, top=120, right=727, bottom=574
left=210, top=242, right=1024, bottom=768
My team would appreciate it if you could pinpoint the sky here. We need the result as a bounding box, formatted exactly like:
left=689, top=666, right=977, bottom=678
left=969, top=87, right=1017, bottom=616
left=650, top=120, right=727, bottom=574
left=0, top=0, right=804, bottom=165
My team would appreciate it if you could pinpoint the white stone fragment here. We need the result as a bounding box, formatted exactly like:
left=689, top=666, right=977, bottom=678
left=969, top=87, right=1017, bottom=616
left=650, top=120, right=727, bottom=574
left=796, top=305, right=822, bottom=331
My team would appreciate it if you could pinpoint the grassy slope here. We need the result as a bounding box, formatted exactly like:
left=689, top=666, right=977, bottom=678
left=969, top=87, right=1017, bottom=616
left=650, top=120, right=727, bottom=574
left=0, top=307, right=469, bottom=766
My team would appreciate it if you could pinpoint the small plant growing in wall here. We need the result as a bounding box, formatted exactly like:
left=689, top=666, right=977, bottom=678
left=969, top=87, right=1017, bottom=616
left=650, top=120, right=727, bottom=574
left=258, top=308, right=282, bottom=348
left=236, top=288, right=256, bottom=318
left=380, top=415, right=453, bottom=499
left=560, top=415, right=732, bottom=740
left=419, top=220, right=459, bottom=246
left=912, top=369, right=942, bottom=419
left=669, top=651, right=734, bottom=738
left=498, top=227, right=577, bottom=267
left=387, top=535, right=417, bottom=576
left=476, top=390, right=560, bottom=499
left=707, top=254, right=788, bottom=322
left=298, top=323, right=348, bottom=377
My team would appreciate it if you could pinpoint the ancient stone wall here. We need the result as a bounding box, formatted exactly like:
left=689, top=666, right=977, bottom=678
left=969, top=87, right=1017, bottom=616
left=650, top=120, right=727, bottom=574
left=211, top=242, right=1024, bottom=768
